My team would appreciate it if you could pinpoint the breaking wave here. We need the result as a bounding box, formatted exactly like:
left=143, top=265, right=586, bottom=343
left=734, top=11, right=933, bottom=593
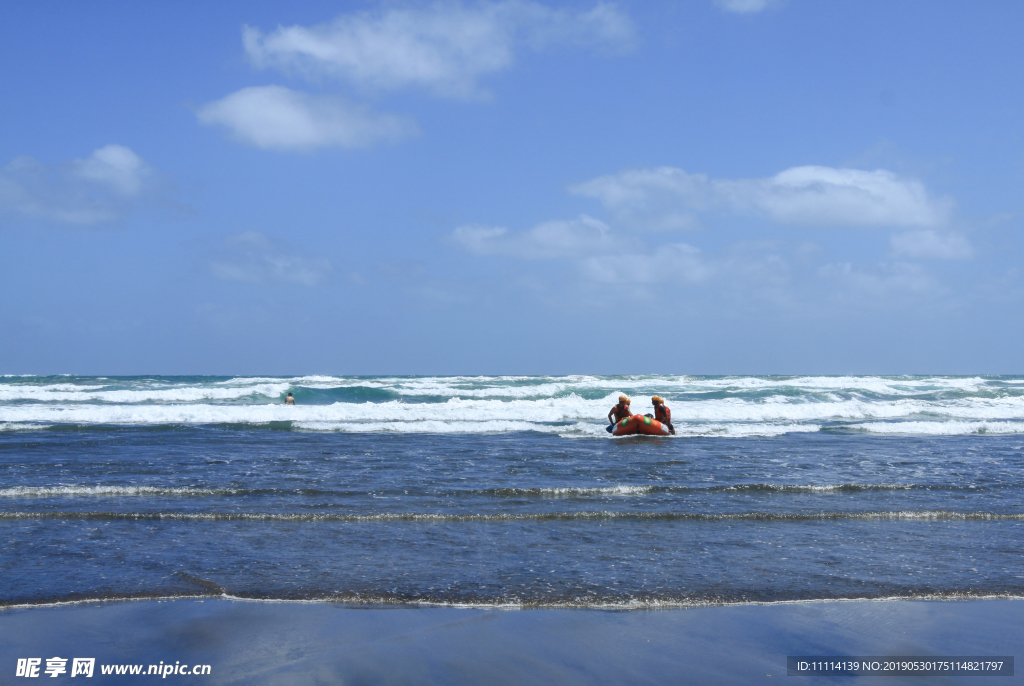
left=2, top=375, right=1023, bottom=437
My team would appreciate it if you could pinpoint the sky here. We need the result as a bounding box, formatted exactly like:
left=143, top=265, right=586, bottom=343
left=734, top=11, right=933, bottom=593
left=1, top=0, right=1022, bottom=375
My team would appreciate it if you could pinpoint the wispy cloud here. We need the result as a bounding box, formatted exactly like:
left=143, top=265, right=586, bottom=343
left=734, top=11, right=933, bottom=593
left=451, top=161, right=967, bottom=312
left=714, top=0, right=779, bottom=14
left=580, top=243, right=712, bottom=284
left=243, top=1, right=636, bottom=100
left=890, top=230, right=973, bottom=260
left=197, top=85, right=417, bottom=151
left=452, top=215, right=621, bottom=258
left=0, top=145, right=157, bottom=224
left=452, top=214, right=785, bottom=291
left=202, top=2, right=634, bottom=151
left=572, top=165, right=953, bottom=230
left=211, top=231, right=332, bottom=286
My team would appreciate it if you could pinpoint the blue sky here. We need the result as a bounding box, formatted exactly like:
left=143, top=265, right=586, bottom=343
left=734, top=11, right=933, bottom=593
left=1, top=0, right=1022, bottom=375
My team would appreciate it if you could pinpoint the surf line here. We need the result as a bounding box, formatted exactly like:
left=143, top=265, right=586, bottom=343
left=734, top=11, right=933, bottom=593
left=5, top=590, right=1024, bottom=612
left=2, top=511, right=1022, bottom=522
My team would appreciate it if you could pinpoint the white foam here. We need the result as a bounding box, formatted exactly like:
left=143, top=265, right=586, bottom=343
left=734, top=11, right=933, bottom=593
left=216, top=375, right=360, bottom=387
left=672, top=422, right=822, bottom=437
left=722, top=483, right=913, bottom=493
left=297, top=420, right=643, bottom=437
left=0, top=382, right=290, bottom=403
left=295, top=374, right=998, bottom=399
left=0, top=396, right=604, bottom=425
left=507, top=485, right=654, bottom=496
left=3, top=392, right=1023, bottom=435
left=664, top=395, right=1024, bottom=423
left=0, top=485, right=227, bottom=497
left=391, top=382, right=577, bottom=398
left=0, top=383, right=106, bottom=392
left=675, top=375, right=994, bottom=395
left=854, top=421, right=1024, bottom=435
left=0, top=422, right=48, bottom=431
left=368, top=374, right=1001, bottom=397
left=2, top=375, right=1023, bottom=437
left=180, top=374, right=1009, bottom=398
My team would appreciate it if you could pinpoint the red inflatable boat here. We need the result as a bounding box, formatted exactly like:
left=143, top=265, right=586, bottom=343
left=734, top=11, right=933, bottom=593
left=611, top=414, right=671, bottom=436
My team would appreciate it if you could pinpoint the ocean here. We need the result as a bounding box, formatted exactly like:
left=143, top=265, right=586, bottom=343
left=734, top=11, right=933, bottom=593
left=2, top=374, right=1023, bottom=609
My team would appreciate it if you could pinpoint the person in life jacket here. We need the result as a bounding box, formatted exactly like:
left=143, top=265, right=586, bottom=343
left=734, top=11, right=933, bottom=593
left=606, top=395, right=633, bottom=432
left=652, top=396, right=675, bottom=435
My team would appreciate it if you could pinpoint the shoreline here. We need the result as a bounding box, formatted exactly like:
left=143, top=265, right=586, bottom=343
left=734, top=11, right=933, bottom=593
left=4, top=591, right=1024, bottom=612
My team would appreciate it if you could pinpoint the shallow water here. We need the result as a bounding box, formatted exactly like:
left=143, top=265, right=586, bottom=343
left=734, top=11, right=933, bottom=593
left=3, top=599, right=1021, bottom=686
left=1, top=375, right=1023, bottom=607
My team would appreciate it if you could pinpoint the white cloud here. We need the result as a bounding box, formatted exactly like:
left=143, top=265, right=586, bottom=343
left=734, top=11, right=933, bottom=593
left=453, top=215, right=620, bottom=258
left=242, top=1, right=636, bottom=100
left=71, top=145, right=149, bottom=196
left=714, top=0, right=778, bottom=14
left=751, top=167, right=951, bottom=227
left=452, top=163, right=965, bottom=308
left=0, top=145, right=154, bottom=224
left=211, top=231, right=332, bottom=286
left=580, top=243, right=712, bottom=284
left=890, top=230, right=973, bottom=260
left=452, top=215, right=730, bottom=286
left=197, top=85, right=417, bottom=151
left=571, top=165, right=953, bottom=229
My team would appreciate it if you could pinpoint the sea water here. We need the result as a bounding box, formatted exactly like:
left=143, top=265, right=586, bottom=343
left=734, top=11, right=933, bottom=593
left=1, top=375, right=1023, bottom=607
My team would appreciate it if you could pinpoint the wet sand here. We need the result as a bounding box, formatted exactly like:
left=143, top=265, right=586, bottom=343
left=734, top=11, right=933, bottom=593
left=1, top=598, right=1021, bottom=684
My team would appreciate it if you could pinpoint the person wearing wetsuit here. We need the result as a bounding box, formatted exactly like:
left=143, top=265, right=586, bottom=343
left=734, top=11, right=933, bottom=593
left=652, top=396, right=675, bottom=435
left=606, top=395, right=633, bottom=432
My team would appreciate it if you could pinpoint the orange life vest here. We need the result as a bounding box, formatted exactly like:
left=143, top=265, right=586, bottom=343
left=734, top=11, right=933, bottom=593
left=654, top=403, right=671, bottom=424
left=612, top=403, right=632, bottom=422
